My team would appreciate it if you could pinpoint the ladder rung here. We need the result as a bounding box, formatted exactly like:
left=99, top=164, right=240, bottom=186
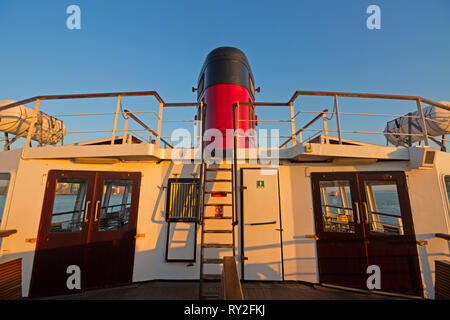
left=202, top=258, right=224, bottom=264
left=205, top=179, right=232, bottom=182
left=203, top=216, right=232, bottom=220
left=204, top=203, right=232, bottom=206
left=200, top=292, right=220, bottom=298
left=203, top=243, right=233, bottom=248
left=203, top=229, right=232, bottom=233
left=205, top=191, right=232, bottom=194
left=201, top=274, right=222, bottom=280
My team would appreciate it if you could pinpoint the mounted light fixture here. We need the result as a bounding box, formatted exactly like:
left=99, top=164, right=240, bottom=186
left=72, top=157, right=120, bottom=164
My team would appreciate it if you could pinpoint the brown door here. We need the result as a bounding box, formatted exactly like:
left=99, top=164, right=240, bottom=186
left=357, top=172, right=423, bottom=296
left=85, top=172, right=141, bottom=290
left=311, top=171, right=423, bottom=296
left=311, top=172, right=367, bottom=289
left=30, top=170, right=141, bottom=298
left=30, top=171, right=95, bottom=297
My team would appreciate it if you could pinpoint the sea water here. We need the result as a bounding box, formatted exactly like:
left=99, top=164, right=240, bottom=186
left=51, top=194, right=127, bottom=223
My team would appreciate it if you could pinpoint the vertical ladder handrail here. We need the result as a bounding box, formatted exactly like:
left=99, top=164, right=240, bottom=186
left=232, top=103, right=239, bottom=227
left=199, top=101, right=206, bottom=297
left=230, top=104, right=237, bottom=257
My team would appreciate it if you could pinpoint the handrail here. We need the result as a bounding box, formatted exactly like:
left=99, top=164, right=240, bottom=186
left=2, top=89, right=448, bottom=152
left=435, top=233, right=450, bottom=241
left=232, top=103, right=239, bottom=226
left=280, top=109, right=328, bottom=148
left=0, top=91, right=164, bottom=112
left=288, top=91, right=450, bottom=112
left=0, top=229, right=17, bottom=238
left=0, top=91, right=202, bottom=112
left=124, top=109, right=173, bottom=148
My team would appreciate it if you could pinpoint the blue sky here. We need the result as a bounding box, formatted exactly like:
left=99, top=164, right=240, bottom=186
left=0, top=0, right=449, bottom=146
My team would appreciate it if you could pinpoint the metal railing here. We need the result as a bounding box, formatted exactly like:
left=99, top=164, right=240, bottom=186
left=435, top=233, right=450, bottom=241
left=1, top=90, right=449, bottom=153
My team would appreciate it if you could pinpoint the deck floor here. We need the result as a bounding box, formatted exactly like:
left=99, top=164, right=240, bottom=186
left=43, top=280, right=408, bottom=300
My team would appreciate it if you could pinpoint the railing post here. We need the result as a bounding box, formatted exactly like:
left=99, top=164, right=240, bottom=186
left=232, top=103, right=239, bottom=226
left=416, top=99, right=430, bottom=147
left=22, top=98, right=41, bottom=158
left=199, top=101, right=204, bottom=151
left=122, top=112, right=130, bottom=144
left=156, top=102, right=164, bottom=148
left=322, top=113, right=329, bottom=144
left=290, top=102, right=297, bottom=146
left=111, top=95, right=122, bottom=145
left=334, top=95, right=343, bottom=144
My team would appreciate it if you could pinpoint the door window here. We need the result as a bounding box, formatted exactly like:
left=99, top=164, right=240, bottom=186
left=319, top=180, right=355, bottom=233
left=0, top=173, right=10, bottom=226
left=363, top=181, right=404, bottom=235
left=99, top=179, right=133, bottom=231
left=50, top=179, right=88, bottom=233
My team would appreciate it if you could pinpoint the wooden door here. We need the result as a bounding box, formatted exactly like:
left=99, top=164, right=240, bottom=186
left=85, top=171, right=141, bottom=290
left=311, top=171, right=423, bottom=296
left=357, top=172, right=423, bottom=296
left=30, top=171, right=96, bottom=297
left=30, top=170, right=141, bottom=297
left=311, top=172, right=367, bottom=289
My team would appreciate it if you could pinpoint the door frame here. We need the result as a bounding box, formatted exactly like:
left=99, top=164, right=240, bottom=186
left=239, top=167, right=284, bottom=281
left=30, top=170, right=141, bottom=297
left=85, top=171, right=141, bottom=290
left=311, top=171, right=368, bottom=289
left=311, top=170, right=423, bottom=296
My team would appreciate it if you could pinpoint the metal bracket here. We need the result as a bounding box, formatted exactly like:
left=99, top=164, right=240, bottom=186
left=416, top=240, right=428, bottom=246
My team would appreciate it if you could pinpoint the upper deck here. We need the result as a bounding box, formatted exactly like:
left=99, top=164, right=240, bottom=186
left=0, top=90, right=448, bottom=167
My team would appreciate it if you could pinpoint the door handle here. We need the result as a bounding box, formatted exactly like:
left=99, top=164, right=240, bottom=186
left=354, top=202, right=360, bottom=224
left=84, top=200, right=91, bottom=223
left=363, top=202, right=370, bottom=225
left=94, top=200, right=100, bottom=222
left=247, top=221, right=276, bottom=226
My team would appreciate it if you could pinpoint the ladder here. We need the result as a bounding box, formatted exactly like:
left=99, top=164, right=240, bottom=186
left=199, top=161, right=236, bottom=299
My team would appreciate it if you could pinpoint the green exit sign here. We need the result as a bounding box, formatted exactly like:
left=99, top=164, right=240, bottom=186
left=256, top=180, right=265, bottom=188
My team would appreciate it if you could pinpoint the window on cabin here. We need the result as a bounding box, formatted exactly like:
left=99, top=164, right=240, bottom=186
left=166, top=178, right=200, bottom=222
left=443, top=176, right=450, bottom=220
left=98, top=180, right=133, bottom=231
left=0, top=173, right=11, bottom=227
left=50, top=179, right=88, bottom=233
left=319, top=180, right=355, bottom=233
left=363, top=180, right=404, bottom=235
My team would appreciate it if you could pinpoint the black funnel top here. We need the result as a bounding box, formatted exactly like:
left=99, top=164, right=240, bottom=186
left=197, top=47, right=255, bottom=99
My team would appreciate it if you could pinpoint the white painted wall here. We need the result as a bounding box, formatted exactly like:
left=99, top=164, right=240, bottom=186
left=0, top=152, right=448, bottom=299
left=407, top=151, right=450, bottom=299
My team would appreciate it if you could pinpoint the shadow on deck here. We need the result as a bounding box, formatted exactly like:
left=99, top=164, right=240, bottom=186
left=42, top=280, right=411, bottom=300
